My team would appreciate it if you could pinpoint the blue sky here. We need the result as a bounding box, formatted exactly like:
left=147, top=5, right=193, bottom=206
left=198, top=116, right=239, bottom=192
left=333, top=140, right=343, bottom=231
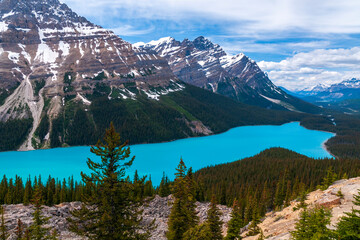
left=62, top=0, right=360, bottom=90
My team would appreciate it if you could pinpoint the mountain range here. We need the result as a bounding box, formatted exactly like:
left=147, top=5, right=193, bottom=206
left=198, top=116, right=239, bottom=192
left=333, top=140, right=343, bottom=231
left=290, top=78, right=360, bottom=114
left=135, top=37, right=319, bottom=113
left=0, top=0, right=322, bottom=152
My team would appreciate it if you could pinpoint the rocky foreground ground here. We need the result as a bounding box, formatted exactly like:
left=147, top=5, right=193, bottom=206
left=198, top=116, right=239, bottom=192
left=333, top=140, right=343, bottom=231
left=2, top=195, right=231, bottom=240
left=242, top=177, right=360, bottom=239
left=2, top=177, right=360, bottom=239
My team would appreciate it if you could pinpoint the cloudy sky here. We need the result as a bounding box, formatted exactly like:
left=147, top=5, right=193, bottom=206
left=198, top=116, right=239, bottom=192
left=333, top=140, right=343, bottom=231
left=62, top=0, right=360, bottom=90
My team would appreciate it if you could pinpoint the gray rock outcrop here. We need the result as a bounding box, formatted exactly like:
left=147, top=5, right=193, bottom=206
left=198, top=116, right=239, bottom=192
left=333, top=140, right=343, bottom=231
left=2, top=195, right=231, bottom=240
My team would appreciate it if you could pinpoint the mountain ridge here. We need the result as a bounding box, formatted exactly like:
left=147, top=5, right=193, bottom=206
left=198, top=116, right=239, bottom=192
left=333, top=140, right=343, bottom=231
left=135, top=36, right=321, bottom=114
left=292, top=78, right=360, bottom=113
left=0, top=0, right=188, bottom=150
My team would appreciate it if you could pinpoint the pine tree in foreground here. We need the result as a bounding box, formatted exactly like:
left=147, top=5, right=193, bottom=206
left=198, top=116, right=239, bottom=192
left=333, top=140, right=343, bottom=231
left=207, top=195, right=224, bottom=240
left=166, top=159, right=198, bottom=240
left=68, top=122, right=152, bottom=240
left=257, top=229, right=265, bottom=240
left=0, top=206, right=7, bottom=240
left=225, top=199, right=243, bottom=240
left=291, top=207, right=336, bottom=240
left=28, top=185, right=52, bottom=240
left=15, top=219, right=24, bottom=240
left=183, top=223, right=212, bottom=240
left=246, top=209, right=261, bottom=237
left=336, top=189, right=360, bottom=239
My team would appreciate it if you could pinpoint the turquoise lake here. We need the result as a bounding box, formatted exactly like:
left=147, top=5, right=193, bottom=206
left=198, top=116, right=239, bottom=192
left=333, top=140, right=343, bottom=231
left=0, top=122, right=335, bottom=184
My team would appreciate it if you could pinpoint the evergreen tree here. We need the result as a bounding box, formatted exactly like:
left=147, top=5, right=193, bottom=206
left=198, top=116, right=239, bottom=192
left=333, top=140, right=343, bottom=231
left=225, top=199, right=243, bottom=240
left=144, top=177, right=154, bottom=197
left=49, top=229, right=59, bottom=240
left=132, top=170, right=146, bottom=201
left=23, top=229, right=30, bottom=240
left=5, top=179, right=13, bottom=204
left=336, top=190, right=360, bottom=239
left=28, top=186, right=51, bottom=240
left=260, top=181, right=271, bottom=215
left=320, top=167, right=337, bottom=190
left=14, top=175, right=24, bottom=204
left=158, top=172, right=171, bottom=197
left=15, top=219, right=24, bottom=240
left=295, top=190, right=308, bottom=210
left=0, top=206, right=7, bottom=240
left=0, top=176, right=7, bottom=205
left=68, top=122, right=152, bottom=240
left=291, top=207, right=336, bottom=240
left=60, top=179, right=66, bottom=203
left=246, top=207, right=261, bottom=237
left=207, top=195, right=223, bottom=240
left=274, top=170, right=288, bottom=210
left=185, top=167, right=198, bottom=228
left=23, top=177, right=32, bottom=205
left=167, top=159, right=198, bottom=240
left=257, top=229, right=265, bottom=240
left=183, top=223, right=212, bottom=240
left=220, top=183, right=227, bottom=205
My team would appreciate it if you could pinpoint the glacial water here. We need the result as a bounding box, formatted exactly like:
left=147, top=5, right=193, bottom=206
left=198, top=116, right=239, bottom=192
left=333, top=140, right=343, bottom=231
left=0, top=122, right=335, bottom=184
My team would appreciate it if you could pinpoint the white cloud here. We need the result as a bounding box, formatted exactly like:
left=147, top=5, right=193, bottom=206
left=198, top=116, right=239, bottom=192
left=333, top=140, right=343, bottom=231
left=258, top=47, right=360, bottom=90
left=110, top=25, right=155, bottom=36
left=219, top=40, right=331, bottom=55
left=63, top=0, right=360, bottom=35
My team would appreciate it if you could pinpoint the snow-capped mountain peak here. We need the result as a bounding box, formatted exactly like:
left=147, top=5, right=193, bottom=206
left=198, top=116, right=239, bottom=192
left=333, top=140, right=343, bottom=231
left=0, top=0, right=181, bottom=149
left=134, top=36, right=175, bottom=49
left=135, top=36, right=316, bottom=113
left=304, top=83, right=330, bottom=92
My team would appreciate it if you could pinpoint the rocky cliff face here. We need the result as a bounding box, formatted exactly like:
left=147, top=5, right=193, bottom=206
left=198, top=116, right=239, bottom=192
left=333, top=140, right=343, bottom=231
left=0, top=0, right=184, bottom=150
left=0, top=0, right=175, bottom=92
left=135, top=37, right=319, bottom=113
left=242, top=177, right=360, bottom=239
left=1, top=195, right=231, bottom=240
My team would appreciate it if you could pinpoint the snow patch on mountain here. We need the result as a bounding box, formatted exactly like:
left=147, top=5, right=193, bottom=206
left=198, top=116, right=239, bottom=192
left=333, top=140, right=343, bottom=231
left=220, top=53, right=245, bottom=69
left=2, top=10, right=15, bottom=19
left=0, top=21, right=8, bottom=31
left=35, top=43, right=58, bottom=63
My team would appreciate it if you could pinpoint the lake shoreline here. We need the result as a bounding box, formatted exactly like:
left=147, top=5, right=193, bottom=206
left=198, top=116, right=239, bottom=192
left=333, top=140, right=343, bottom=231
left=14, top=121, right=336, bottom=154
left=0, top=122, right=335, bottom=184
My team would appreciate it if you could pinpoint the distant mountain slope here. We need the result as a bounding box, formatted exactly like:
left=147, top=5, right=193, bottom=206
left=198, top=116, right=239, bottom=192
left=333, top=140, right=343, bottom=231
left=294, top=78, right=360, bottom=114
left=48, top=83, right=305, bottom=149
left=296, top=78, right=360, bottom=103
left=135, top=37, right=320, bottom=114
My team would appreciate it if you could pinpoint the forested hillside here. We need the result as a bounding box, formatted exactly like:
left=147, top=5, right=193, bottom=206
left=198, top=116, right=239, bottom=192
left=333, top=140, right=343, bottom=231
left=190, top=148, right=360, bottom=228
left=48, top=84, right=307, bottom=148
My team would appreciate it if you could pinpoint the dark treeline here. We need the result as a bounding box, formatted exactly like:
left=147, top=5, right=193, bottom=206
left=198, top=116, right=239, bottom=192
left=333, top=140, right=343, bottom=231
left=0, top=172, right=155, bottom=207
left=0, top=118, right=33, bottom=151
left=325, top=113, right=360, bottom=158
left=300, top=112, right=360, bottom=159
